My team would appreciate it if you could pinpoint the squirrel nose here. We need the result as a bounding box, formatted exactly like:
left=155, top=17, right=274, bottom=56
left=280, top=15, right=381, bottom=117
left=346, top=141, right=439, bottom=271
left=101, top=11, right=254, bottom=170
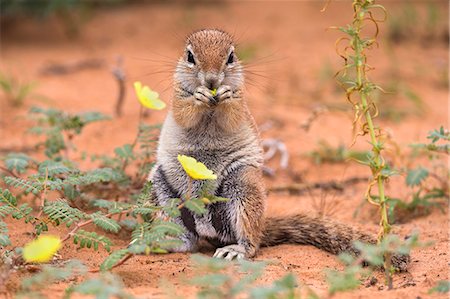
left=205, top=73, right=219, bottom=90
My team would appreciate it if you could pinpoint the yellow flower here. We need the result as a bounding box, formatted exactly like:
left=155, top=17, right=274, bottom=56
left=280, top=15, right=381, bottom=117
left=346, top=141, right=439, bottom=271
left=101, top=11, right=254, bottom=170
left=177, top=155, right=217, bottom=180
left=134, top=81, right=166, bottom=110
left=210, top=89, right=217, bottom=96
left=23, top=235, right=61, bottom=263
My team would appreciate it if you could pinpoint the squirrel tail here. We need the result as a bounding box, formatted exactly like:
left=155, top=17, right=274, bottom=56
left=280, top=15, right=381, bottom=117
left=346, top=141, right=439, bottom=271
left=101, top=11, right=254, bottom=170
left=261, top=214, right=409, bottom=271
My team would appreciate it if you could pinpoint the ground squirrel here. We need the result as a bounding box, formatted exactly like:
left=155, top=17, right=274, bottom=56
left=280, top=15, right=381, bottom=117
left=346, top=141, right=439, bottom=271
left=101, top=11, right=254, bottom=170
left=149, top=29, right=409, bottom=271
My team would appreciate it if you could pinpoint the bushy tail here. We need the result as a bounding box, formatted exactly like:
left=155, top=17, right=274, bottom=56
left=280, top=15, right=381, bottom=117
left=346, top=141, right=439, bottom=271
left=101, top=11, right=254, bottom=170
left=261, top=214, right=409, bottom=271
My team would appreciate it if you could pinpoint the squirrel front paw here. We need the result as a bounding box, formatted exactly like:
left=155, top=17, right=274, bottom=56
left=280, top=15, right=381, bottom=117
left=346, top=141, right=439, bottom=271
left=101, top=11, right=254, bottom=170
left=214, top=85, right=233, bottom=104
left=194, top=86, right=215, bottom=105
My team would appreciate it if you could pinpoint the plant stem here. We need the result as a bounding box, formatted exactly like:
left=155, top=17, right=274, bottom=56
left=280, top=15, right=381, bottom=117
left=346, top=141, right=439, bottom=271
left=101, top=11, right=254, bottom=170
left=61, top=209, right=130, bottom=242
left=352, top=0, right=392, bottom=288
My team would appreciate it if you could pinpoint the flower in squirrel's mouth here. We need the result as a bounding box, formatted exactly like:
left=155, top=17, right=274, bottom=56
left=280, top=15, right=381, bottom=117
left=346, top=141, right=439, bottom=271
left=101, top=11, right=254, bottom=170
left=210, top=89, right=217, bottom=96
left=177, top=154, right=217, bottom=180
left=134, top=81, right=166, bottom=110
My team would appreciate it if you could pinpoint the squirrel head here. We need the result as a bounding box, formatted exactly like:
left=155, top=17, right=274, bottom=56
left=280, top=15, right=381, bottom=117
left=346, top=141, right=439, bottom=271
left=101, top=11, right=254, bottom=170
left=174, top=29, right=244, bottom=94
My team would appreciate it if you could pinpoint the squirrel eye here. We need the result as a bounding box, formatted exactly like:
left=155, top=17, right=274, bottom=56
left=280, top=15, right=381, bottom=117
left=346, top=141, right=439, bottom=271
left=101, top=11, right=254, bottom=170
left=187, top=50, right=195, bottom=64
left=226, top=52, right=234, bottom=64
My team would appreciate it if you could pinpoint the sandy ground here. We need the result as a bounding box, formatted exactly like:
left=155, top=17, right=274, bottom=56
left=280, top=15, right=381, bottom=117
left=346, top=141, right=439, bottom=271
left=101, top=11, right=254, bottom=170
left=1, top=1, right=449, bottom=298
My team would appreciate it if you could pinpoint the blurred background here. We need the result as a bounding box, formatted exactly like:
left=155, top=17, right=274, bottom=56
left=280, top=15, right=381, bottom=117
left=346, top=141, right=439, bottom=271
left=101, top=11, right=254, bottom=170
left=0, top=0, right=448, bottom=185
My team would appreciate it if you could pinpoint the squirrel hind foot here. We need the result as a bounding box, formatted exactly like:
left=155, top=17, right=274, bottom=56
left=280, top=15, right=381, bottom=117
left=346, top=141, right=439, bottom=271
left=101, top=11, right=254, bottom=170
left=213, top=244, right=246, bottom=260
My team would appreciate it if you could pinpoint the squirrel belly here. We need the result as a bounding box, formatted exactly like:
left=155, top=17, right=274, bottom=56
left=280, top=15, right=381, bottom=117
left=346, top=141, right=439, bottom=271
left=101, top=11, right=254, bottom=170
left=149, top=29, right=410, bottom=271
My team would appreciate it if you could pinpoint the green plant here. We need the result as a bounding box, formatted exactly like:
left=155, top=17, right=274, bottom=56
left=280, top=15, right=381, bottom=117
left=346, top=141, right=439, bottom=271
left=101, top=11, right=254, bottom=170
left=14, top=258, right=136, bottom=299
left=170, top=254, right=306, bottom=299
left=0, top=72, right=38, bottom=107
left=334, top=0, right=395, bottom=287
left=387, top=127, right=449, bottom=222
left=428, top=280, right=450, bottom=294
left=308, top=140, right=370, bottom=164
left=0, top=100, right=231, bottom=277
left=326, top=233, right=422, bottom=295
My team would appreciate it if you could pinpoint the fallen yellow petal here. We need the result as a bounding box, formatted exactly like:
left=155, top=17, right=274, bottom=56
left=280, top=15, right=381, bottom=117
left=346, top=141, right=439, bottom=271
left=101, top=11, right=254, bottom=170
left=134, top=81, right=166, bottom=110
left=177, top=155, right=217, bottom=180
left=23, top=235, right=61, bottom=263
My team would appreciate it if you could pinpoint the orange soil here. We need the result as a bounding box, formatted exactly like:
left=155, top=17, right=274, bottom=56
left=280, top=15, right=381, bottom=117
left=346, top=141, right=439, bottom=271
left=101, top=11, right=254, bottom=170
left=0, top=1, right=449, bottom=298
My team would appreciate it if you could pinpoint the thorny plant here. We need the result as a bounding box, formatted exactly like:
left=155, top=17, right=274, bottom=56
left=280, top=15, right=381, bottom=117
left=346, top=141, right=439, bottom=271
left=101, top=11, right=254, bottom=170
left=332, top=0, right=395, bottom=288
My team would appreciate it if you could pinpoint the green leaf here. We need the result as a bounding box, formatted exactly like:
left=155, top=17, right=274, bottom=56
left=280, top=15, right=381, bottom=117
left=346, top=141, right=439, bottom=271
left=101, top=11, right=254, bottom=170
left=38, top=160, right=71, bottom=176
left=20, top=260, right=87, bottom=292
left=43, top=200, right=87, bottom=227
left=114, top=144, right=134, bottom=160
left=427, top=126, right=449, bottom=143
left=429, top=280, right=450, bottom=294
left=3, top=177, right=42, bottom=195
left=0, top=188, right=17, bottom=207
left=249, top=273, right=297, bottom=299
left=156, top=238, right=184, bottom=250
left=4, top=153, right=31, bottom=174
left=66, top=168, right=124, bottom=185
left=0, top=234, right=11, bottom=246
left=184, top=197, right=207, bottom=215
left=100, top=249, right=130, bottom=271
left=0, top=221, right=10, bottom=246
left=150, top=220, right=185, bottom=237
left=326, top=266, right=362, bottom=295
left=406, top=167, right=429, bottom=187
left=72, top=230, right=112, bottom=252
left=91, top=212, right=121, bottom=233
left=0, top=205, right=14, bottom=218
left=66, top=272, right=132, bottom=298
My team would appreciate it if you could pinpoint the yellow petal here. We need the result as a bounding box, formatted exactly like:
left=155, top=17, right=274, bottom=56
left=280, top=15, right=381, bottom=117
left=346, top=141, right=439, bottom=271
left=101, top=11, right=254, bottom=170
left=177, top=155, right=217, bottom=180
left=210, top=89, right=217, bottom=96
left=133, top=81, right=166, bottom=110
left=23, top=235, right=61, bottom=263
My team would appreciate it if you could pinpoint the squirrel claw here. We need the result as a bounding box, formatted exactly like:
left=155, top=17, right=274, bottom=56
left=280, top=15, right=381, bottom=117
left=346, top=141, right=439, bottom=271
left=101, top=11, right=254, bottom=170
left=215, top=85, right=233, bottom=103
left=194, top=86, right=214, bottom=105
left=213, top=244, right=246, bottom=260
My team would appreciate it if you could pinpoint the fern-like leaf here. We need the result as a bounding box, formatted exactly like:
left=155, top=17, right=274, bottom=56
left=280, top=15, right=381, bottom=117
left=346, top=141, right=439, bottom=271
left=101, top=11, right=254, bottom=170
left=0, top=220, right=11, bottom=246
left=114, top=144, right=134, bottom=160
left=99, top=249, right=130, bottom=271
left=65, top=168, right=124, bottom=185
left=0, top=205, right=14, bottom=218
left=72, top=229, right=112, bottom=252
left=4, top=153, right=31, bottom=174
left=91, top=212, right=121, bottom=233
left=150, top=220, right=185, bottom=237
left=3, top=177, right=42, bottom=195
left=184, top=197, right=207, bottom=215
left=0, top=188, right=17, bottom=207
left=406, top=167, right=429, bottom=187
left=38, top=160, right=71, bottom=176
left=43, top=200, right=87, bottom=227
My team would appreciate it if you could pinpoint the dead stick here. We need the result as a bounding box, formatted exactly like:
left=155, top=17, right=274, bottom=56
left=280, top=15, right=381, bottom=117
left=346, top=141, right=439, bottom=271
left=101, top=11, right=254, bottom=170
left=269, top=176, right=369, bottom=194
left=113, top=56, right=126, bottom=117
left=89, top=253, right=133, bottom=273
